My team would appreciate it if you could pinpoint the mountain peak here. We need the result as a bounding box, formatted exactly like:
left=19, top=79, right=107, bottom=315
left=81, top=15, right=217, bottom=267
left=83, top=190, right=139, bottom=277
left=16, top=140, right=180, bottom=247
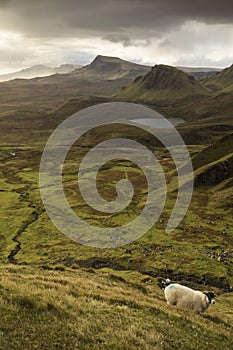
left=114, top=63, right=210, bottom=104
left=81, top=55, right=150, bottom=78
left=89, top=55, right=150, bottom=69
left=95, top=55, right=117, bottom=60
left=91, top=55, right=126, bottom=64
left=88, top=56, right=124, bottom=70
left=142, top=64, right=196, bottom=90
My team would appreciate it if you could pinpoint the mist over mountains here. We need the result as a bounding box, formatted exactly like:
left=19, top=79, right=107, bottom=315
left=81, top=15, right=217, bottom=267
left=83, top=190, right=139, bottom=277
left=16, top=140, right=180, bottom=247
left=0, top=55, right=222, bottom=83
left=0, top=55, right=151, bottom=114
left=0, top=64, right=82, bottom=82
left=0, top=55, right=229, bottom=118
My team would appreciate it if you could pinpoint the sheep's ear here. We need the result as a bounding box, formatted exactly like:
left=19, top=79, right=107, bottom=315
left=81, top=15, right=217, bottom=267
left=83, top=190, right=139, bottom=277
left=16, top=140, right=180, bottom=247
left=203, top=292, right=211, bottom=299
left=204, top=292, right=215, bottom=297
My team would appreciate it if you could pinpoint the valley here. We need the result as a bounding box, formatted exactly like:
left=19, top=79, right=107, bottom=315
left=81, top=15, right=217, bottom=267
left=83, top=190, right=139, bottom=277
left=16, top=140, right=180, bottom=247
left=0, top=55, right=232, bottom=349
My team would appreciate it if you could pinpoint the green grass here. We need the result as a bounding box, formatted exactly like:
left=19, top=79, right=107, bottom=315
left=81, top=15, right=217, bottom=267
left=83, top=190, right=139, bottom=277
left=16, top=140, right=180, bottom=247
left=204, top=64, right=233, bottom=91
left=0, top=265, right=232, bottom=350
left=0, top=94, right=233, bottom=348
left=192, top=133, right=233, bottom=170
left=113, top=65, right=210, bottom=105
left=0, top=142, right=232, bottom=289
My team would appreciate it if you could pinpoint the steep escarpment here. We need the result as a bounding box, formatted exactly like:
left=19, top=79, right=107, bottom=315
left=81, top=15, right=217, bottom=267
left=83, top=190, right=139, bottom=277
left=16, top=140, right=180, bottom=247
left=114, top=64, right=210, bottom=105
left=194, top=154, right=233, bottom=186
left=204, top=64, right=233, bottom=92
left=0, top=55, right=150, bottom=115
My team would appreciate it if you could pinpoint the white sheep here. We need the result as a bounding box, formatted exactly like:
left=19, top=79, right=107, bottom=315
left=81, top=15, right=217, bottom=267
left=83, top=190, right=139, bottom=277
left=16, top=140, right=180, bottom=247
left=164, top=283, right=215, bottom=313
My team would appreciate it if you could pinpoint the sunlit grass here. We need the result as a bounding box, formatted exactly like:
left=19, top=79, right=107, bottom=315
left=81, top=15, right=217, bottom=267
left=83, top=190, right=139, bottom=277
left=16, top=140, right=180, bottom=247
left=0, top=265, right=232, bottom=350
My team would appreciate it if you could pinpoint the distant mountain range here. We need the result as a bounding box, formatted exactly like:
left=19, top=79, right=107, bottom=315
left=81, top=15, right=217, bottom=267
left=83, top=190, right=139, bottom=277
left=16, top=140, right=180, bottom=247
left=177, top=66, right=222, bottom=80
left=0, top=57, right=222, bottom=83
left=0, top=64, right=82, bottom=82
left=0, top=55, right=151, bottom=114
left=0, top=55, right=231, bottom=123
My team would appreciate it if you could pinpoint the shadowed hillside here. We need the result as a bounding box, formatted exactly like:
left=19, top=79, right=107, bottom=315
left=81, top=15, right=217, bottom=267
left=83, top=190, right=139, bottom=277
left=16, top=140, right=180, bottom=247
left=113, top=64, right=210, bottom=105
left=0, top=56, right=150, bottom=115
left=75, top=55, right=150, bottom=80
left=112, top=63, right=233, bottom=125
left=204, top=64, right=233, bottom=92
left=192, top=133, right=233, bottom=170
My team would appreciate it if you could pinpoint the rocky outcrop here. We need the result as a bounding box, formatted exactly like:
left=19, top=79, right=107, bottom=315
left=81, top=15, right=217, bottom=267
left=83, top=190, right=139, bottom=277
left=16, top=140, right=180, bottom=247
left=194, top=156, right=233, bottom=186
left=114, top=64, right=210, bottom=103
left=142, top=64, right=196, bottom=90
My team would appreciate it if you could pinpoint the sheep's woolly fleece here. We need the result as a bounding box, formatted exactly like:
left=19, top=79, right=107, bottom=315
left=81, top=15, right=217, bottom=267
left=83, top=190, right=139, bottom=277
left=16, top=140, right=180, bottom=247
left=164, top=283, right=215, bottom=313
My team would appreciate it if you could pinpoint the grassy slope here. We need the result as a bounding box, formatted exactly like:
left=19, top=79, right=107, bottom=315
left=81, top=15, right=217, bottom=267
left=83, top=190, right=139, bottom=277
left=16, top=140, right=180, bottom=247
left=0, top=126, right=232, bottom=289
left=192, top=133, right=233, bottom=170
left=0, top=265, right=232, bottom=350
left=0, top=56, right=150, bottom=117
left=112, top=64, right=233, bottom=124
left=0, top=85, right=233, bottom=348
left=113, top=65, right=210, bottom=105
left=203, top=64, right=233, bottom=92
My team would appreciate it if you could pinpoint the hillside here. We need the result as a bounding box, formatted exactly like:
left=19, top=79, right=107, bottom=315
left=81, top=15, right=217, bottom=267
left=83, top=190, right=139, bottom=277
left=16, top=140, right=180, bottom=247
left=0, top=56, right=233, bottom=349
left=1, top=95, right=233, bottom=290
left=72, top=55, right=150, bottom=80
left=192, top=133, right=233, bottom=170
left=0, top=265, right=232, bottom=350
left=0, top=56, right=150, bottom=115
left=204, top=64, right=233, bottom=92
left=114, top=64, right=210, bottom=105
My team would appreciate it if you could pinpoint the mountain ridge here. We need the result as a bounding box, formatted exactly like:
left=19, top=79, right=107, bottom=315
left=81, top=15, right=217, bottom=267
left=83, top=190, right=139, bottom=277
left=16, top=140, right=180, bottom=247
left=203, top=64, right=233, bottom=92
left=0, top=56, right=224, bottom=83
left=0, top=55, right=231, bottom=120
left=113, top=64, right=210, bottom=105
left=69, top=55, right=151, bottom=81
left=0, top=55, right=151, bottom=114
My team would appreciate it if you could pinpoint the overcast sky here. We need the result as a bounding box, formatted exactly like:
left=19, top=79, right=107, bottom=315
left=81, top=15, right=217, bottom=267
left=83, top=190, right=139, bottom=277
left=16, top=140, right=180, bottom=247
left=0, top=0, right=233, bottom=74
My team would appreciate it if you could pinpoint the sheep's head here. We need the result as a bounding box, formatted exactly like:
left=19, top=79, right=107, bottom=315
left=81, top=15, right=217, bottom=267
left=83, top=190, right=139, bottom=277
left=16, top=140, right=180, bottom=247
left=204, top=292, right=216, bottom=304
left=157, top=278, right=171, bottom=290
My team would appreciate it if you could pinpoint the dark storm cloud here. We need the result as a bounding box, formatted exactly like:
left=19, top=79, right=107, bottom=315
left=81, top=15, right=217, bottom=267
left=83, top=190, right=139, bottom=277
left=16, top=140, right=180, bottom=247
left=102, top=34, right=151, bottom=47
left=0, top=0, right=232, bottom=72
left=0, top=0, right=233, bottom=39
left=102, top=34, right=133, bottom=47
